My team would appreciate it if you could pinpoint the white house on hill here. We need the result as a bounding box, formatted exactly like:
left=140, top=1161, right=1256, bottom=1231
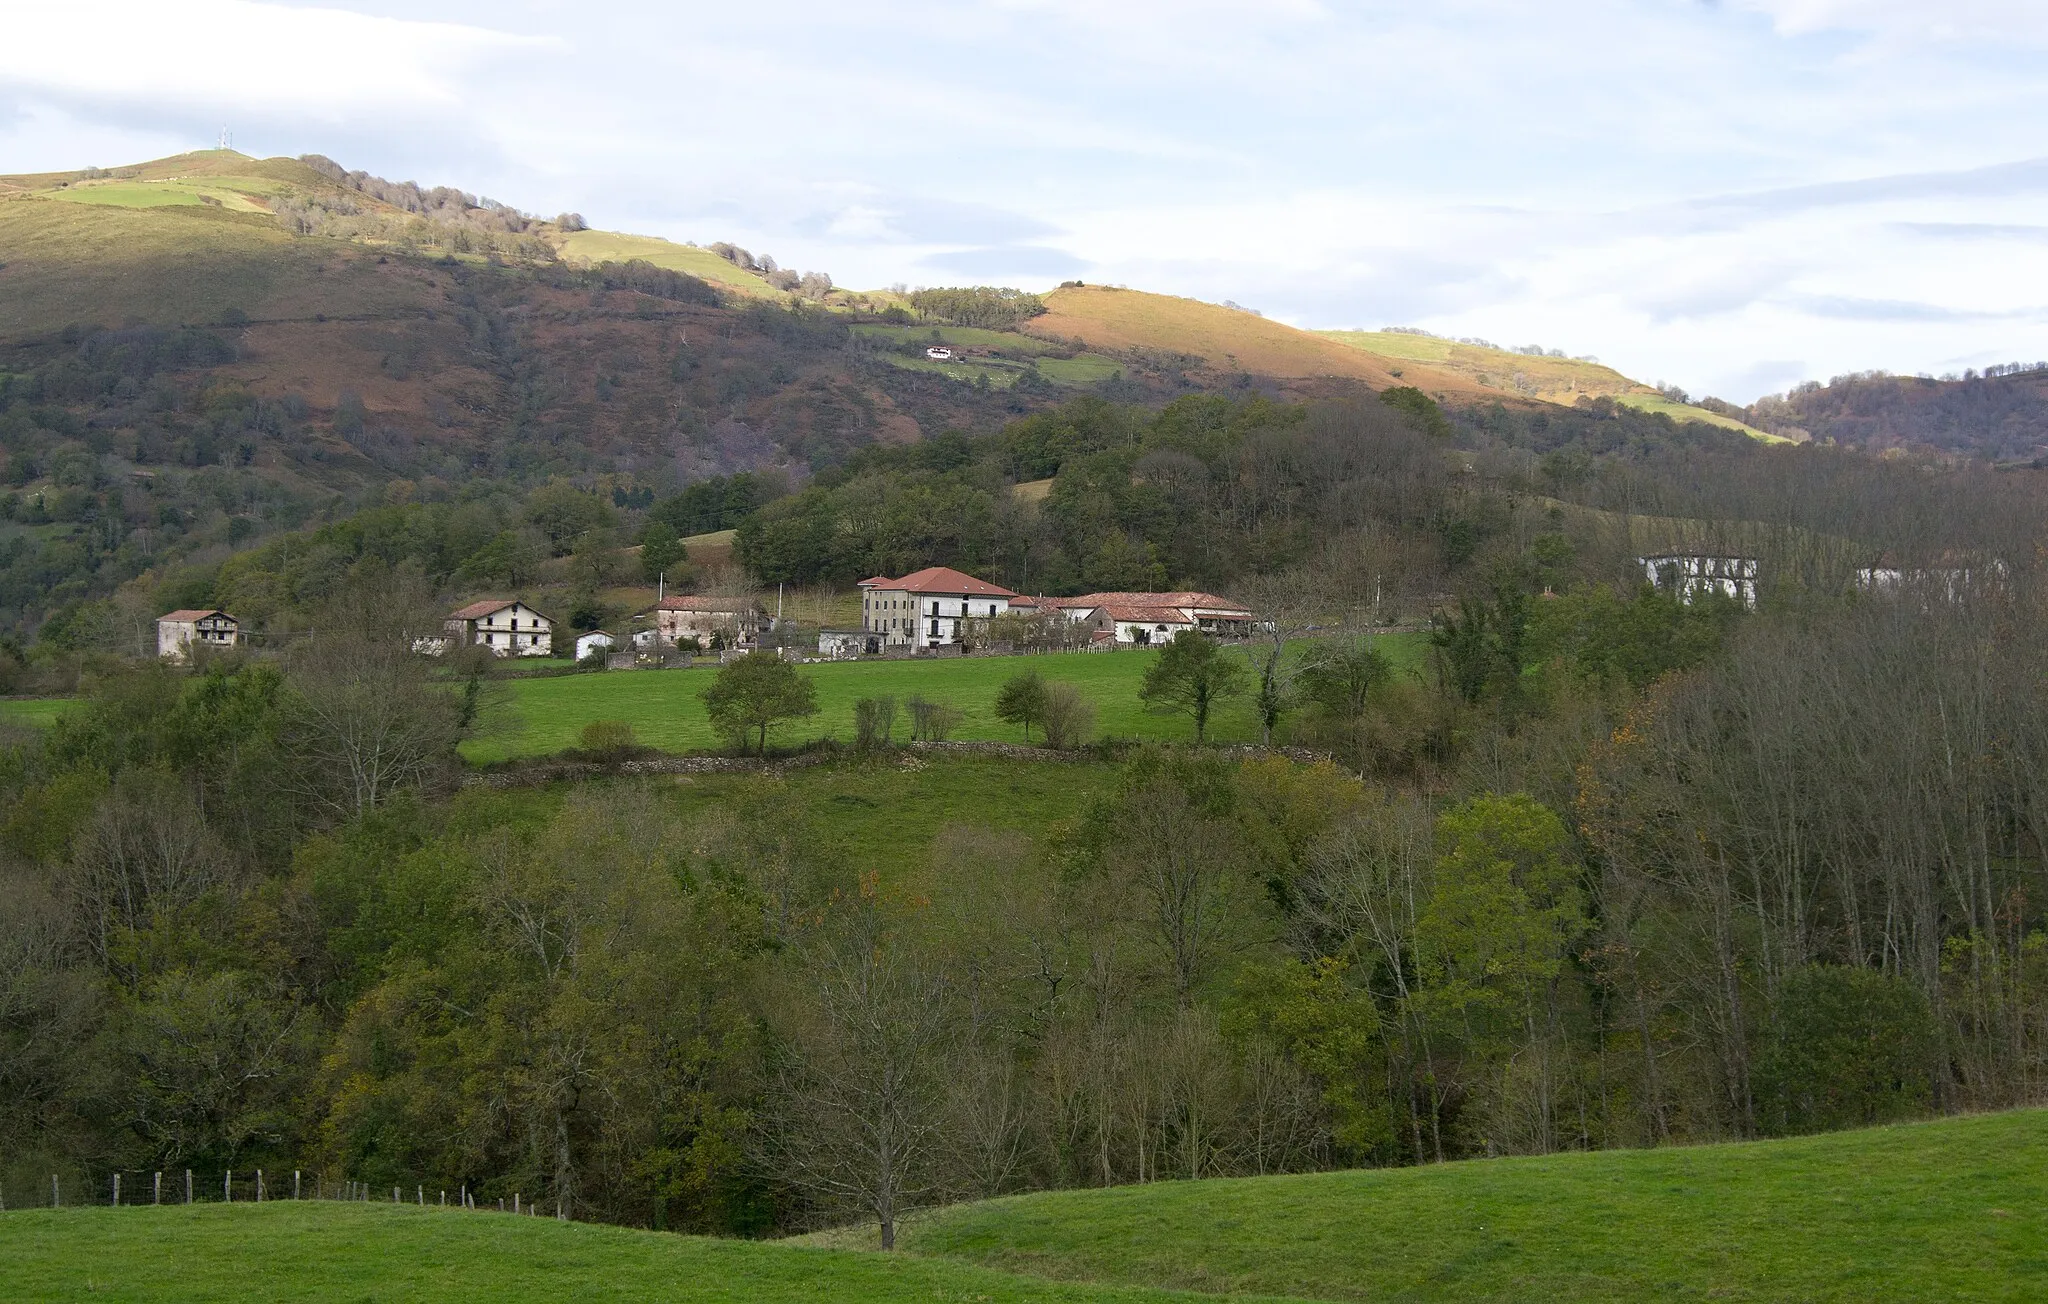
left=157, top=609, right=240, bottom=662
left=445, top=600, right=554, bottom=657
left=1640, top=555, right=1758, bottom=608
left=860, top=566, right=1017, bottom=650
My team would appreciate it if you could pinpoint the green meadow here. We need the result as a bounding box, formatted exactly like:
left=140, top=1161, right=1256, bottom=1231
left=8, top=1110, right=2044, bottom=1302
left=0, top=698, right=70, bottom=729
left=0, top=1203, right=1240, bottom=1304
left=554, top=229, right=783, bottom=296
left=880, top=1109, right=2048, bottom=1302
left=470, top=638, right=1427, bottom=763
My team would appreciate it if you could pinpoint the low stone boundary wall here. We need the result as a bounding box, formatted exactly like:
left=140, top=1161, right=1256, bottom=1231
left=462, top=740, right=1331, bottom=788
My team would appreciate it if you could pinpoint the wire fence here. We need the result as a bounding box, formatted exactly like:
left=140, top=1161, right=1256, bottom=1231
left=0, top=1168, right=567, bottom=1219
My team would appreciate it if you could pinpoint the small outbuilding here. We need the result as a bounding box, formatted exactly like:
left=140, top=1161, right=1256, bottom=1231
left=817, top=628, right=874, bottom=659
left=925, top=346, right=954, bottom=361
left=575, top=630, right=616, bottom=661
left=157, top=609, right=240, bottom=662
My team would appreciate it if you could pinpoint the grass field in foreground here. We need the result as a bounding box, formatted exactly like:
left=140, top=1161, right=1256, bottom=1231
left=0, top=1204, right=1259, bottom=1304
left=469, top=638, right=1428, bottom=762
left=881, top=1109, right=2048, bottom=1303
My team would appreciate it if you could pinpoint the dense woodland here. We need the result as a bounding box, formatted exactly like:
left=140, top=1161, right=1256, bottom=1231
left=5, top=370, right=2048, bottom=1243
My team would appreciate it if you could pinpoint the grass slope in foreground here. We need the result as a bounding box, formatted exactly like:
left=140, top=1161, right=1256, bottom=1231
left=891, top=1109, right=2048, bottom=1303
left=0, top=1204, right=1273, bottom=1304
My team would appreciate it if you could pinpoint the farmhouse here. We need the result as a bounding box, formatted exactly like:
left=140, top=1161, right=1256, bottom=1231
left=156, top=609, right=240, bottom=662
left=643, top=595, right=764, bottom=648
left=1012, top=591, right=1253, bottom=646
left=1640, top=555, right=1758, bottom=608
left=445, top=600, right=554, bottom=657
left=860, top=566, right=1017, bottom=651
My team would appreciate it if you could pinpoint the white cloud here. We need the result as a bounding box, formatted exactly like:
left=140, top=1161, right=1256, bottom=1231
left=0, top=0, right=544, bottom=115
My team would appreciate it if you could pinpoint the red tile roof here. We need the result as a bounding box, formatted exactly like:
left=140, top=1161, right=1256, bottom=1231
left=160, top=609, right=232, bottom=622
left=651, top=596, right=754, bottom=612
left=1099, top=604, right=1195, bottom=625
left=857, top=576, right=894, bottom=587
left=1061, top=591, right=1250, bottom=613
left=866, top=566, right=1017, bottom=598
left=447, top=599, right=523, bottom=620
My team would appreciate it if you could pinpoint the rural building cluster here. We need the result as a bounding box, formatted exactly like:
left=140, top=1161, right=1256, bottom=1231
left=156, top=552, right=1819, bottom=669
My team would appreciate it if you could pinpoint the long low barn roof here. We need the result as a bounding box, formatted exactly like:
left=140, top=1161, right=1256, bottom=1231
left=1014, top=591, right=1250, bottom=613
left=860, top=566, right=1017, bottom=597
left=650, top=596, right=756, bottom=612
left=160, top=608, right=233, bottom=622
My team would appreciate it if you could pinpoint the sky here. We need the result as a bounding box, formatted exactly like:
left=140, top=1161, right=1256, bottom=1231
left=4, top=0, right=2048, bottom=402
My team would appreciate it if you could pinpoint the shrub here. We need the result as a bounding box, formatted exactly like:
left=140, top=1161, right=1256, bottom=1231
left=906, top=694, right=964, bottom=742
left=578, top=719, right=637, bottom=756
left=1039, top=682, right=1095, bottom=749
left=853, top=696, right=897, bottom=751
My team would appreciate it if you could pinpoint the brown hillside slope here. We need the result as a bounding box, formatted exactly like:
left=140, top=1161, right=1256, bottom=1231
left=1023, top=285, right=1495, bottom=402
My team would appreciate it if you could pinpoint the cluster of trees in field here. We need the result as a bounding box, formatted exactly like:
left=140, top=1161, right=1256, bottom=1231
left=281, top=155, right=561, bottom=262
left=704, top=244, right=835, bottom=300
left=906, top=287, right=1047, bottom=329
left=7, top=554, right=2048, bottom=1240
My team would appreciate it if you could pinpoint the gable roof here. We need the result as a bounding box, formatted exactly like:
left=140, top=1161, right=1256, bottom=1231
left=651, top=596, right=755, bottom=612
left=1050, top=591, right=1251, bottom=614
left=868, top=566, right=1017, bottom=598
left=448, top=599, right=530, bottom=621
left=1099, top=604, right=1195, bottom=625
left=160, top=609, right=233, bottom=623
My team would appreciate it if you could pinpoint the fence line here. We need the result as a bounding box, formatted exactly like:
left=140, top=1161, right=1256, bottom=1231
left=0, top=1166, right=570, bottom=1220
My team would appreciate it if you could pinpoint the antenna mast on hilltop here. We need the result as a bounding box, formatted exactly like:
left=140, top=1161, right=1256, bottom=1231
left=217, top=126, right=232, bottom=151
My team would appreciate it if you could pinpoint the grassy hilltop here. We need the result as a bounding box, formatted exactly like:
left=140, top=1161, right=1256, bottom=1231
left=8, top=1110, right=2044, bottom=1302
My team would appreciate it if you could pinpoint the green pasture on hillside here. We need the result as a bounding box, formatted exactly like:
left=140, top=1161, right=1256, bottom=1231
left=9, top=1110, right=2045, bottom=1302
left=0, top=698, right=69, bottom=729
left=470, top=638, right=1427, bottom=763
left=883, top=1109, right=2048, bottom=1302
left=851, top=323, right=1070, bottom=355
left=554, top=229, right=782, bottom=297
left=664, top=755, right=1123, bottom=884
left=0, top=1204, right=1236, bottom=1304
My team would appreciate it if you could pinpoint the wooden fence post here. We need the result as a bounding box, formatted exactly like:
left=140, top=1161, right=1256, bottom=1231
left=185, top=1170, right=193, bottom=1204
left=225, top=1170, right=233, bottom=1203
left=513, top=1193, right=520, bottom=1215
left=51, top=1175, right=59, bottom=1208
left=154, top=1172, right=162, bottom=1205
left=112, top=1173, right=120, bottom=1206
left=439, top=1190, right=446, bottom=1207
left=391, top=1186, right=399, bottom=1204
left=257, top=1170, right=264, bottom=1203
left=416, top=1185, right=423, bottom=1206
left=294, top=1170, right=302, bottom=1201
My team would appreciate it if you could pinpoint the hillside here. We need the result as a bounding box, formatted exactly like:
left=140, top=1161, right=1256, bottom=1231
left=882, top=1109, right=2048, bottom=1302
left=11, top=1110, right=2043, bottom=1302
left=1024, top=285, right=1479, bottom=399
left=1, top=1204, right=1224, bottom=1304
left=1743, top=365, right=2048, bottom=461
left=1317, top=328, right=1780, bottom=438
